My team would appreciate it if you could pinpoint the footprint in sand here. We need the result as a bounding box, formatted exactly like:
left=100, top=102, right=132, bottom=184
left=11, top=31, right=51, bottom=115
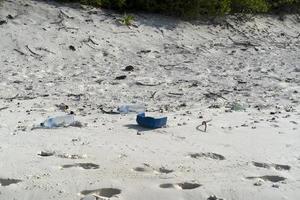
left=252, top=161, right=291, bottom=171
left=133, top=164, right=174, bottom=174
left=189, top=152, right=225, bottom=160
left=62, top=163, right=99, bottom=169
left=246, top=175, right=286, bottom=183
left=157, top=167, right=174, bottom=174
left=0, top=178, right=22, bottom=186
left=160, top=182, right=202, bottom=190
left=80, top=188, right=121, bottom=199
left=133, top=166, right=152, bottom=173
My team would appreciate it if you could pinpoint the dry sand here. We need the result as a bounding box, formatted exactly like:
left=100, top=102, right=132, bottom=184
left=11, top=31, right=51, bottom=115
left=0, top=0, right=300, bottom=199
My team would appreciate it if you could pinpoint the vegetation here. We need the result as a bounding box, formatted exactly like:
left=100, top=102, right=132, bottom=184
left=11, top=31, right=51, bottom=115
left=120, top=13, right=134, bottom=26
left=59, top=0, right=300, bottom=17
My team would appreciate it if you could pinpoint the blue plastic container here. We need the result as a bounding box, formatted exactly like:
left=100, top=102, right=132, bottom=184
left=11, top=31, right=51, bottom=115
left=136, top=113, right=167, bottom=129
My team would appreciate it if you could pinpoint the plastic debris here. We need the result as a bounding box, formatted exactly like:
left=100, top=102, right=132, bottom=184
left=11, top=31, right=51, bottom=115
left=118, top=104, right=145, bottom=114
left=40, top=114, right=75, bottom=128
left=136, top=113, right=167, bottom=129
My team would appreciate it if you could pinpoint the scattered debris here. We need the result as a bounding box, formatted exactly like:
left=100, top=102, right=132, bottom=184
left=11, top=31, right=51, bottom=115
left=136, top=113, right=167, bottom=129
left=35, top=114, right=82, bottom=129
left=227, top=102, right=246, bottom=111
left=115, top=75, right=127, bottom=80
left=118, top=104, right=145, bottom=114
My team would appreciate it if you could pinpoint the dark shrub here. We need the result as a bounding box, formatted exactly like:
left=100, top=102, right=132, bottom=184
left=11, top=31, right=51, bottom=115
left=55, top=0, right=300, bottom=17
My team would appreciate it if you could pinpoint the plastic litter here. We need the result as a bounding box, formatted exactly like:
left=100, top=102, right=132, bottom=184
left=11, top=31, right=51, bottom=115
left=136, top=113, right=167, bottom=129
left=40, top=114, right=75, bottom=128
left=118, top=104, right=145, bottom=114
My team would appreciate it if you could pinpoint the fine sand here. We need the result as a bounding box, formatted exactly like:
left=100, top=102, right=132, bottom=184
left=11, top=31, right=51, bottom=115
left=0, top=0, right=300, bottom=199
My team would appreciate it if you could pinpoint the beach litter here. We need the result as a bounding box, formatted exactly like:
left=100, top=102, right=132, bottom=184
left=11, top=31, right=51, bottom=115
left=118, top=104, right=145, bottom=114
left=136, top=113, right=167, bottom=129
left=41, top=114, right=75, bottom=128
left=33, top=114, right=82, bottom=129
left=227, top=102, right=246, bottom=111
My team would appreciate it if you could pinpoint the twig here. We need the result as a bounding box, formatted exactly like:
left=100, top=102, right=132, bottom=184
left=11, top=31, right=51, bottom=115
left=58, top=26, right=79, bottom=31
left=150, top=91, right=157, bottom=99
left=88, top=36, right=98, bottom=45
left=112, top=31, right=136, bottom=34
left=224, top=21, right=249, bottom=39
left=228, top=36, right=258, bottom=47
left=59, top=10, right=72, bottom=19
left=50, top=18, right=64, bottom=25
left=25, top=45, right=42, bottom=57
left=51, top=11, right=65, bottom=25
left=168, top=92, right=184, bottom=96
left=81, top=37, right=99, bottom=49
left=136, top=81, right=163, bottom=86
left=84, top=42, right=97, bottom=49
left=196, top=119, right=212, bottom=132
left=14, top=49, right=27, bottom=56
left=204, top=92, right=227, bottom=101
left=36, top=47, right=55, bottom=54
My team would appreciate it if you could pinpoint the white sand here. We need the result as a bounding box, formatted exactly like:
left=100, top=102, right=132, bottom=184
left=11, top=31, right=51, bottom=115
left=0, top=0, right=299, bottom=199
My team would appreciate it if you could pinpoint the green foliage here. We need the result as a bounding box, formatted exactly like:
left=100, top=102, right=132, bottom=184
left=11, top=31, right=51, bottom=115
left=79, top=0, right=101, bottom=6
left=120, top=13, right=134, bottom=25
left=231, top=0, right=269, bottom=13
left=56, top=0, right=300, bottom=17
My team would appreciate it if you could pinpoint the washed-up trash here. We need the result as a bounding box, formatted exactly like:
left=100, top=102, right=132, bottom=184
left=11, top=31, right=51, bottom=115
left=228, top=102, right=246, bottom=111
left=118, top=104, right=145, bottom=114
left=40, top=114, right=75, bottom=128
left=136, top=113, right=167, bottom=129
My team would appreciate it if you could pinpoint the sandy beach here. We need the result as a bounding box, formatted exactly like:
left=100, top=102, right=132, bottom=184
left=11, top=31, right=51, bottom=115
left=0, top=0, right=300, bottom=199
